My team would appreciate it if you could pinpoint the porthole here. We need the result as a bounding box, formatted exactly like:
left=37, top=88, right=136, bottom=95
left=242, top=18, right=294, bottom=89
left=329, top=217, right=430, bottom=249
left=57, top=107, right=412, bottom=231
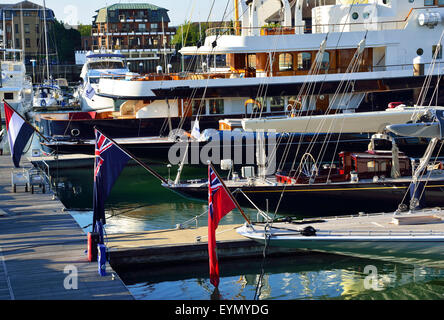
left=71, top=129, right=80, bottom=137
left=417, top=48, right=424, bottom=56
left=352, top=12, right=359, bottom=20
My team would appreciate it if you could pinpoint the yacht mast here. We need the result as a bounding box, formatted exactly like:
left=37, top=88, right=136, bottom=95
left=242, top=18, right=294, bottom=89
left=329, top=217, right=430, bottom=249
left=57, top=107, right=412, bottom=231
left=20, top=3, right=25, bottom=59
left=43, top=0, right=50, bottom=81
left=234, top=0, right=240, bottom=35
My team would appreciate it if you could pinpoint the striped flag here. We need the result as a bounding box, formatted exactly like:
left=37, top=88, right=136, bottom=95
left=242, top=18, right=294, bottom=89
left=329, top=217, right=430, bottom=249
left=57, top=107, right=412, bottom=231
left=3, top=101, right=35, bottom=168
left=208, top=164, right=236, bottom=288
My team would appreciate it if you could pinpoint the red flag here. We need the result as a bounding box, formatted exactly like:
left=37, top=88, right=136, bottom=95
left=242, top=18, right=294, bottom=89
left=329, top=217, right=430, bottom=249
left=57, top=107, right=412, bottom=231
left=208, top=165, right=236, bottom=288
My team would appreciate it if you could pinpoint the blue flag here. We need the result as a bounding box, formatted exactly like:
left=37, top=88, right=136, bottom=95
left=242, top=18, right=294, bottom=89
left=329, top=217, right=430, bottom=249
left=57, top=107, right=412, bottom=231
left=93, top=129, right=131, bottom=231
left=85, top=82, right=96, bottom=100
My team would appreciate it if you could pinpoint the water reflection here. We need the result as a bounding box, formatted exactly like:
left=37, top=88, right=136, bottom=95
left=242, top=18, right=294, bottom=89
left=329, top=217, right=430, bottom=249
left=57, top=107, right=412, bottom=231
left=119, top=254, right=444, bottom=300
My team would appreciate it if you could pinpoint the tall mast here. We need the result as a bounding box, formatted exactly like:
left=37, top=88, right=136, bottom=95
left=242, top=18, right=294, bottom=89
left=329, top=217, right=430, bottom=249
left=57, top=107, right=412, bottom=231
left=11, top=11, right=15, bottom=50
left=234, top=0, right=240, bottom=36
left=20, top=3, right=25, bottom=59
left=43, top=0, right=50, bottom=81
left=2, top=11, right=6, bottom=51
left=162, top=16, right=167, bottom=72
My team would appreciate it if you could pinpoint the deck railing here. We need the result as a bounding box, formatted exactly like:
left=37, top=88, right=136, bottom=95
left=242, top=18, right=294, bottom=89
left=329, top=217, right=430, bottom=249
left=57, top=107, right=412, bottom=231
left=205, top=7, right=427, bottom=37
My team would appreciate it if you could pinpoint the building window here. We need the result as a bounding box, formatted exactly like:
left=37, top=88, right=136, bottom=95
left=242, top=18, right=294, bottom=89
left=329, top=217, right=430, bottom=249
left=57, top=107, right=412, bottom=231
left=25, top=38, right=31, bottom=48
left=151, top=23, right=157, bottom=29
left=36, top=24, right=40, bottom=33
left=24, top=24, right=30, bottom=33
left=209, top=99, right=224, bottom=114
left=279, top=53, right=293, bottom=71
left=15, top=24, right=19, bottom=34
left=139, top=24, right=146, bottom=32
left=297, top=52, right=312, bottom=70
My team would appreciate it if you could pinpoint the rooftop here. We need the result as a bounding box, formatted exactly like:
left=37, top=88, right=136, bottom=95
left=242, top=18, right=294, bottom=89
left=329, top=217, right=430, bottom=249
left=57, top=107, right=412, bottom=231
left=93, top=2, right=170, bottom=24
left=102, top=3, right=167, bottom=11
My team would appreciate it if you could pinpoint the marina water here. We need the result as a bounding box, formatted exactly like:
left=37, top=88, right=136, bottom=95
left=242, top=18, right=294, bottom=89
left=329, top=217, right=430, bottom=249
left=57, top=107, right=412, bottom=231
left=43, top=159, right=444, bottom=300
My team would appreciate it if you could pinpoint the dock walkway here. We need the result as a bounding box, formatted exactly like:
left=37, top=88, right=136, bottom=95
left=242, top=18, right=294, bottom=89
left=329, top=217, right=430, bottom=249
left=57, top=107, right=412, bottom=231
left=0, top=155, right=132, bottom=300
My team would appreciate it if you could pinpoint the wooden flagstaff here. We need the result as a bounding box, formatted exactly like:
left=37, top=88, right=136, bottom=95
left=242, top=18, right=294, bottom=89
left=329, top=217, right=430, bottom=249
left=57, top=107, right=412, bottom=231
left=209, top=161, right=251, bottom=225
left=94, top=127, right=168, bottom=184
left=2, top=99, right=51, bottom=143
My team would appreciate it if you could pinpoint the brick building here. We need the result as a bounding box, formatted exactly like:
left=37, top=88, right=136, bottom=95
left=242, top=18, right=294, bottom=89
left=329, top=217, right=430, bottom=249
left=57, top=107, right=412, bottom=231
left=90, top=3, right=176, bottom=73
left=0, top=1, right=56, bottom=64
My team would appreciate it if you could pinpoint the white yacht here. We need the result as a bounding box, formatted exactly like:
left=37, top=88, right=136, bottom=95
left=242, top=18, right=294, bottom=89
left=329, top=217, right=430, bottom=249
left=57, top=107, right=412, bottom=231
left=32, top=82, right=66, bottom=108
left=76, top=51, right=134, bottom=112
left=95, top=0, right=444, bottom=120
left=0, top=48, right=33, bottom=116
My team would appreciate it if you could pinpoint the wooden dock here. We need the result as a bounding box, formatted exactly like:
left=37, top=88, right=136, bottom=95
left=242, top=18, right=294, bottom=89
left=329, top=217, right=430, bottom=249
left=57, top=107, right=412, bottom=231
left=106, top=224, right=298, bottom=271
left=0, top=155, right=132, bottom=300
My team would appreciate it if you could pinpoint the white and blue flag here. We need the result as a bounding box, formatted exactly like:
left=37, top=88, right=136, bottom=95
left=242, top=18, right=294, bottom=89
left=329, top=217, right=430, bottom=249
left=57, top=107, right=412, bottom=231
left=191, top=120, right=200, bottom=140
left=85, top=82, right=96, bottom=100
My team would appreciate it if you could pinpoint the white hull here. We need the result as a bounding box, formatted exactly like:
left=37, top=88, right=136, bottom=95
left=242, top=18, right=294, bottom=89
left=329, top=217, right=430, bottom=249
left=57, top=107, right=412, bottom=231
left=80, top=93, right=115, bottom=112
left=237, top=209, right=444, bottom=267
left=242, top=107, right=442, bottom=133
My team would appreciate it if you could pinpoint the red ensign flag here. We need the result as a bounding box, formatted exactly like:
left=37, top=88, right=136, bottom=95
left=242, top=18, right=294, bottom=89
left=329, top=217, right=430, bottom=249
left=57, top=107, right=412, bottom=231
left=208, top=165, right=236, bottom=288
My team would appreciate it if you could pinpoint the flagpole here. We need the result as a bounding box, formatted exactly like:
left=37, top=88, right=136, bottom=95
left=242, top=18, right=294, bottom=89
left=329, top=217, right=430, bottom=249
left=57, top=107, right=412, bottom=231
left=94, top=127, right=168, bottom=184
left=209, top=162, right=251, bottom=225
left=3, top=99, right=51, bottom=143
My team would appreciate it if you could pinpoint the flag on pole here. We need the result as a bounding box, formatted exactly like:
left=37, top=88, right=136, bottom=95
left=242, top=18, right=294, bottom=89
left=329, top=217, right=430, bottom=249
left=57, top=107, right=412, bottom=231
left=208, top=164, right=236, bottom=287
left=85, top=82, right=96, bottom=100
left=93, top=128, right=131, bottom=232
left=3, top=101, right=35, bottom=168
left=191, top=120, right=200, bottom=140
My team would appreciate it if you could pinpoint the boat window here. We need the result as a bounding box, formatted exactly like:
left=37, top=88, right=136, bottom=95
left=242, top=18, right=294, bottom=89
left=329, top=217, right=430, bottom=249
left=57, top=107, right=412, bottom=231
left=297, top=52, right=312, bottom=70
left=425, top=0, right=444, bottom=4
left=192, top=100, right=204, bottom=115
left=247, top=54, right=256, bottom=69
left=279, top=53, right=293, bottom=71
left=89, top=78, right=100, bottom=84
left=367, top=161, right=376, bottom=172
left=320, top=52, right=330, bottom=70
left=433, top=45, right=442, bottom=59
left=4, top=92, right=14, bottom=100
left=209, top=99, right=224, bottom=114
left=88, top=61, right=125, bottom=70
left=270, top=96, right=285, bottom=112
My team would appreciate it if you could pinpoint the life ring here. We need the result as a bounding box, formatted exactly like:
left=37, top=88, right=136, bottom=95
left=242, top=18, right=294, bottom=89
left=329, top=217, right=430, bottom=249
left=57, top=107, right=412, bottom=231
left=71, top=128, right=80, bottom=137
left=40, top=99, right=47, bottom=107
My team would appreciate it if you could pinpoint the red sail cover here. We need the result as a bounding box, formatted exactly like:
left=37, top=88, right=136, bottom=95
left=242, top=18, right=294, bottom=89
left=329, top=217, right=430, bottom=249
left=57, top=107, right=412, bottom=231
left=208, top=165, right=236, bottom=287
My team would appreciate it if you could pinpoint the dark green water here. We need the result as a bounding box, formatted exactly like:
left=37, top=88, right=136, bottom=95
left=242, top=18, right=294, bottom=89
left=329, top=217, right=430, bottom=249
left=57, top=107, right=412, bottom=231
left=46, top=164, right=444, bottom=300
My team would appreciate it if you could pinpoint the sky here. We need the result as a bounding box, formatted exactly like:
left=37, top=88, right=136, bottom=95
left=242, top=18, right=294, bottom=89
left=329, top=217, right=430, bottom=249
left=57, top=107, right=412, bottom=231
left=2, top=0, right=234, bottom=26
